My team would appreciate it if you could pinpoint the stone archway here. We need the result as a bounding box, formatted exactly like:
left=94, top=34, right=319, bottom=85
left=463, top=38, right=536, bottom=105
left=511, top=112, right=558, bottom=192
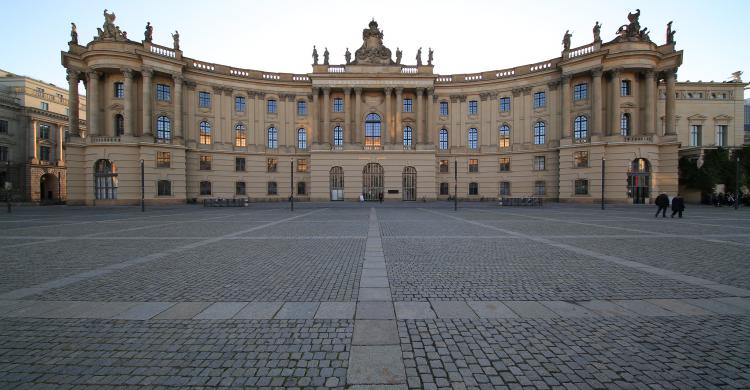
left=39, top=173, right=59, bottom=202
left=628, top=158, right=651, bottom=204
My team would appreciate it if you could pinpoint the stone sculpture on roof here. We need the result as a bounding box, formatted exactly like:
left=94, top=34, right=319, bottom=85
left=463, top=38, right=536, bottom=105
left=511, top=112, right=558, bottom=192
left=145, top=22, right=153, bottom=42
left=614, top=9, right=651, bottom=42
left=96, top=9, right=127, bottom=41
left=69, top=23, right=78, bottom=45
left=353, top=19, right=393, bottom=65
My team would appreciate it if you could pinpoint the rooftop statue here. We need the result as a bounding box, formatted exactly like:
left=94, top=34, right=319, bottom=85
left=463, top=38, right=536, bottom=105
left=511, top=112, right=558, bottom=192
left=593, top=21, right=601, bottom=42
left=614, top=9, right=651, bottom=42
left=416, top=47, right=422, bottom=66
left=353, top=19, right=393, bottom=65
left=666, top=21, right=676, bottom=45
left=428, top=48, right=434, bottom=66
left=323, top=47, right=330, bottom=65
left=345, top=48, right=351, bottom=65
left=395, top=47, right=402, bottom=64
left=145, top=22, right=153, bottom=43
left=96, top=9, right=127, bottom=41
left=312, top=46, right=319, bottom=65
left=69, top=22, right=78, bottom=45
left=172, top=30, right=180, bottom=50
left=562, top=30, right=572, bottom=50
left=731, top=71, right=743, bottom=82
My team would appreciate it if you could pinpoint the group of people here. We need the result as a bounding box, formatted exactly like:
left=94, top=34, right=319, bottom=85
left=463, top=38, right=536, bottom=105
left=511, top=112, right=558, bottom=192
left=710, top=192, right=747, bottom=207
left=654, top=193, right=685, bottom=218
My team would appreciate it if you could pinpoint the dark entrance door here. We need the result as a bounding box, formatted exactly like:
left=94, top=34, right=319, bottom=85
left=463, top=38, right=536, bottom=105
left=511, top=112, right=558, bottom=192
left=362, top=163, right=384, bottom=201
left=402, top=166, right=416, bottom=201
left=628, top=158, right=651, bottom=204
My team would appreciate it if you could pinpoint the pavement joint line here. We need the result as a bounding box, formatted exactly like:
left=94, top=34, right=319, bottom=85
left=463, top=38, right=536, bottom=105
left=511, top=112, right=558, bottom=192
left=0, top=208, right=325, bottom=301
left=421, top=208, right=750, bottom=298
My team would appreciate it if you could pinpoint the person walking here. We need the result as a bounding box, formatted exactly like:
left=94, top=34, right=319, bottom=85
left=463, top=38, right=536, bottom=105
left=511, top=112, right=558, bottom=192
left=654, top=193, right=669, bottom=218
left=671, top=194, right=685, bottom=218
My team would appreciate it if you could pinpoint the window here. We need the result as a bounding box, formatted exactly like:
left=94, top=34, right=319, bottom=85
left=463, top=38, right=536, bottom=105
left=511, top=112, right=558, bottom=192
left=573, top=83, right=588, bottom=100
left=236, top=181, right=246, bottom=196
left=533, top=156, right=546, bottom=171
left=297, top=181, right=307, bottom=195
left=40, top=102, right=49, bottom=111
left=499, top=157, right=510, bottom=172
left=533, top=121, right=546, bottom=144
left=403, top=98, right=413, bottom=113
left=499, top=181, right=511, bottom=196
left=199, top=155, right=212, bottom=170
left=156, top=84, right=171, bottom=101
left=156, top=116, right=171, bottom=141
left=573, top=116, right=588, bottom=140
left=297, top=128, right=307, bottom=149
left=499, top=125, right=510, bottom=148
left=468, top=158, right=479, bottom=173
left=534, top=181, right=546, bottom=196
left=499, top=97, right=511, bottom=112
left=199, top=121, right=212, bottom=144
left=365, top=113, right=382, bottom=148
left=267, top=181, right=277, bottom=195
left=297, top=158, right=308, bottom=172
left=157, top=180, right=171, bottom=196
left=0, top=146, right=8, bottom=161
left=297, top=101, right=307, bottom=116
left=439, top=129, right=448, bottom=150
left=267, top=158, right=277, bottom=172
left=573, top=151, right=589, bottom=168
left=575, top=179, right=589, bottom=195
left=156, top=151, right=171, bottom=168
left=39, top=124, right=50, bottom=139
left=200, top=181, right=211, bottom=195
left=267, top=127, right=278, bottom=149
left=39, top=146, right=50, bottom=162
left=533, top=91, right=546, bottom=108
left=715, top=125, right=727, bottom=147
left=267, top=99, right=277, bottom=113
left=198, top=91, right=211, bottom=108
left=620, top=113, right=631, bottom=136
left=235, top=124, right=247, bottom=147
left=439, top=182, right=449, bottom=195
left=0, top=119, right=7, bottom=134
left=439, top=159, right=449, bottom=173
left=235, top=96, right=246, bottom=112
left=333, top=97, right=344, bottom=112
left=689, top=125, right=702, bottom=147
left=403, top=126, right=412, bottom=147
left=333, top=126, right=344, bottom=146
left=468, top=128, right=478, bottom=149
left=235, top=157, right=246, bottom=172
left=114, top=115, right=124, bottom=136
left=621, top=80, right=631, bottom=96
left=94, top=160, right=118, bottom=200
left=469, top=182, right=479, bottom=195
left=439, top=101, right=448, bottom=116
left=114, top=82, right=124, bottom=98
left=468, top=100, right=478, bottom=115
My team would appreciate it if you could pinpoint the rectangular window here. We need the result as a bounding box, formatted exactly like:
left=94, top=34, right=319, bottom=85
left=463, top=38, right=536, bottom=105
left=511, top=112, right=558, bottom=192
left=0, top=146, right=7, bottom=161
left=267, top=181, right=277, bottom=195
left=468, top=100, right=478, bottom=115
left=39, top=146, right=50, bottom=161
left=39, top=125, right=50, bottom=139
left=0, top=119, right=8, bottom=134
left=690, top=125, right=702, bottom=147
left=267, top=99, right=277, bottom=113
left=468, top=158, right=479, bottom=173
left=621, top=80, right=631, bottom=96
left=114, top=82, right=124, bottom=98
left=297, top=181, right=307, bottom=195
left=157, top=180, right=171, bottom=196
left=575, top=179, right=589, bottom=195
left=573, top=83, right=588, bottom=100
left=439, top=101, right=448, bottom=116
left=499, top=181, right=511, bottom=196
left=297, top=101, right=307, bottom=116
left=297, top=158, right=308, bottom=172
left=403, top=98, right=413, bottom=113
left=235, top=181, right=246, bottom=196
left=156, top=84, right=171, bottom=101
left=573, top=151, right=589, bottom=168
left=468, top=182, right=479, bottom=195
left=235, top=157, right=246, bottom=172
left=235, top=96, right=246, bottom=112
left=198, top=91, right=211, bottom=108
left=199, top=155, right=212, bottom=170
left=499, top=125, right=510, bottom=148
left=534, top=181, right=546, bottom=196
left=40, top=102, right=49, bottom=111
left=439, top=159, right=449, bottom=173
left=499, top=97, right=511, bottom=112
left=267, top=158, right=277, bottom=173
left=156, top=151, right=171, bottom=168
left=200, top=181, right=211, bottom=195
left=715, top=125, right=727, bottom=147
left=333, top=97, right=344, bottom=112
left=533, top=91, right=546, bottom=108
left=533, top=156, right=546, bottom=171
left=439, top=182, right=449, bottom=195
left=499, top=157, right=511, bottom=172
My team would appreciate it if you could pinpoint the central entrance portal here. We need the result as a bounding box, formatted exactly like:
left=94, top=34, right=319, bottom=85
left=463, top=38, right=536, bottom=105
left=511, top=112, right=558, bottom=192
left=402, top=166, right=416, bottom=201
left=362, top=163, right=384, bottom=201
left=628, top=158, right=651, bottom=204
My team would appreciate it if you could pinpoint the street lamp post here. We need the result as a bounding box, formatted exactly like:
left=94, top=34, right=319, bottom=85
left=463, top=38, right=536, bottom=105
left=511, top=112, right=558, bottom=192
left=454, top=159, right=458, bottom=211
left=736, top=154, right=741, bottom=210
left=601, top=157, right=606, bottom=210
left=5, top=161, right=10, bottom=213
left=140, top=159, right=145, bottom=212
left=57, top=171, right=61, bottom=204
left=290, top=158, right=294, bottom=212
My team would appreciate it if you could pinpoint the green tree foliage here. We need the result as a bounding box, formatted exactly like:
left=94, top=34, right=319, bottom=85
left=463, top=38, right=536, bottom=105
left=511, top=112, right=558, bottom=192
left=679, top=146, right=749, bottom=194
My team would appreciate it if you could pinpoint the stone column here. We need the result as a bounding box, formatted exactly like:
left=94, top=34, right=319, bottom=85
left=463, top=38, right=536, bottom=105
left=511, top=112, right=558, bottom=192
left=30, top=119, right=38, bottom=162
left=311, top=88, right=319, bottom=143
left=66, top=70, right=80, bottom=137
left=87, top=71, right=100, bottom=136
left=384, top=87, right=392, bottom=145
left=57, top=124, right=64, bottom=165
left=212, top=87, right=222, bottom=144
left=395, top=88, right=403, bottom=145
left=322, top=87, right=331, bottom=145
left=121, top=69, right=134, bottom=137
left=354, top=88, right=362, bottom=145
left=416, top=88, right=424, bottom=145
left=343, top=88, right=351, bottom=144
left=610, top=69, right=621, bottom=137
left=644, top=70, right=656, bottom=135
left=665, top=69, right=676, bottom=135
left=591, top=69, right=603, bottom=137
left=173, top=75, right=183, bottom=140
left=141, top=68, right=153, bottom=137
left=426, top=88, right=434, bottom=145
left=561, top=75, right=571, bottom=138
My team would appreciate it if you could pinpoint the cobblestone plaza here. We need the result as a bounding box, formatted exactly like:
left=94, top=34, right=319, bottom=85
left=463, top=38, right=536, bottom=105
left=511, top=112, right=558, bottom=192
left=1, top=204, right=749, bottom=389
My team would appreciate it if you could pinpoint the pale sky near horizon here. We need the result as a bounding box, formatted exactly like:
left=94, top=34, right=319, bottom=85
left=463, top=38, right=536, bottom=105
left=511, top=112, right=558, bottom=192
left=2, top=0, right=748, bottom=98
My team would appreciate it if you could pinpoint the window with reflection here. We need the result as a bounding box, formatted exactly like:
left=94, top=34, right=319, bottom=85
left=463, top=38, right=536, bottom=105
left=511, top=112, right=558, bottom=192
left=333, top=126, right=344, bottom=146
left=235, top=123, right=246, bottom=146
left=468, top=128, right=478, bottom=149
left=267, top=127, right=278, bottom=149
left=439, top=128, right=448, bottom=150
left=403, top=126, right=412, bottom=147
left=364, top=113, right=382, bottom=148
left=499, top=125, right=510, bottom=148
left=199, top=121, right=212, bottom=144
left=533, top=121, right=546, bottom=144
left=574, top=116, right=588, bottom=140
left=157, top=116, right=171, bottom=142
left=297, top=128, right=307, bottom=149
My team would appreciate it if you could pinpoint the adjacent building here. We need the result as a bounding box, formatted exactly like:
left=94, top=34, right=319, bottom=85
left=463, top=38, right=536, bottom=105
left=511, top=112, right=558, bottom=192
left=59, top=10, right=746, bottom=205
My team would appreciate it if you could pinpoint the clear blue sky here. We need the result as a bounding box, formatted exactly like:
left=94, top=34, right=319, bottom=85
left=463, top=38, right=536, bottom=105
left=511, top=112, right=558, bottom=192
left=2, top=0, right=748, bottom=98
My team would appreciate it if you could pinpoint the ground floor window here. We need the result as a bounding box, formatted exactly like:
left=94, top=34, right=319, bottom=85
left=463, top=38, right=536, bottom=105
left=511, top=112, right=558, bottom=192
left=297, top=181, right=306, bottom=195
left=157, top=180, right=171, bottom=196
left=267, top=181, right=277, bottom=195
left=199, top=181, right=211, bottom=195
left=499, top=181, right=511, bottom=196
left=468, top=182, right=479, bottom=195
left=236, top=181, right=246, bottom=196
left=439, top=182, right=449, bottom=195
left=575, top=179, right=589, bottom=195
left=94, top=159, right=118, bottom=200
left=534, top=181, right=546, bottom=196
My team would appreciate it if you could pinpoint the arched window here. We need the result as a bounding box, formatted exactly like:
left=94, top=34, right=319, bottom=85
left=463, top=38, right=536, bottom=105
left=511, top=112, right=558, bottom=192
left=533, top=121, right=546, bottom=145
left=297, top=128, right=307, bottom=149
left=439, top=128, right=448, bottom=150
left=267, top=127, right=278, bottom=149
left=333, top=126, right=343, bottom=146
left=403, top=126, right=413, bottom=147
left=235, top=123, right=247, bottom=147
left=620, top=113, right=631, bottom=136
left=365, top=113, right=381, bottom=149
left=330, top=166, right=344, bottom=201
left=156, top=116, right=171, bottom=142
left=468, top=128, right=478, bottom=149
left=574, top=116, right=588, bottom=140
left=499, top=125, right=510, bottom=148
left=199, top=121, right=211, bottom=144
left=94, top=159, right=118, bottom=200
left=114, top=114, right=124, bottom=136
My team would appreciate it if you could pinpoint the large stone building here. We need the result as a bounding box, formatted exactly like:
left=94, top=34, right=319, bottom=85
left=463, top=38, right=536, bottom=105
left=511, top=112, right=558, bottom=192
left=60, top=10, right=746, bottom=205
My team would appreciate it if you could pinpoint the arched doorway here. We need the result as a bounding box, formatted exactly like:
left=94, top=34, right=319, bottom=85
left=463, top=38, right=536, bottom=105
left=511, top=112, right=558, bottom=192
left=402, top=166, right=417, bottom=201
left=362, top=163, right=384, bottom=201
left=628, top=158, right=650, bottom=204
left=329, top=166, right=344, bottom=201
left=94, top=159, right=118, bottom=200
left=39, top=173, right=59, bottom=202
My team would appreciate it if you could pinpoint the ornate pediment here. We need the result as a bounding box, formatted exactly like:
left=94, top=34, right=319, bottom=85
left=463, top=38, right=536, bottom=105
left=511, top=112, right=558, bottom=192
left=713, top=114, right=732, bottom=121
left=353, top=20, right=394, bottom=65
left=687, top=114, right=708, bottom=122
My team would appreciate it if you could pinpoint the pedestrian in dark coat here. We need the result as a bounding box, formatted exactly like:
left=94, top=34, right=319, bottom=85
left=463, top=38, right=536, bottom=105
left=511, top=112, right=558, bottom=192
left=671, top=195, right=685, bottom=218
left=654, top=193, right=669, bottom=218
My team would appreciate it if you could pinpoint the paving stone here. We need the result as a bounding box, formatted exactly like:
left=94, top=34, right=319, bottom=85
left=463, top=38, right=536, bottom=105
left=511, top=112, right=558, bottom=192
left=315, top=302, right=356, bottom=319
left=467, top=301, right=519, bottom=319
left=152, top=301, right=213, bottom=320
left=353, top=320, right=400, bottom=345
left=361, top=277, right=390, bottom=288
left=504, top=301, right=559, bottom=318
left=192, top=302, right=248, bottom=319
left=430, top=301, right=477, bottom=319
left=356, top=301, right=396, bottom=320
left=576, top=300, right=638, bottom=316
left=4, top=301, right=76, bottom=317
left=611, top=300, right=678, bottom=317
left=646, top=299, right=712, bottom=316
left=359, top=288, right=392, bottom=301
left=114, top=302, right=176, bottom=320
left=348, top=345, right=406, bottom=385
left=394, top=302, right=437, bottom=319
left=685, top=298, right=749, bottom=315
left=274, top=302, right=320, bottom=319
left=66, top=301, right=140, bottom=319
left=540, top=301, right=597, bottom=317
left=714, top=297, right=750, bottom=312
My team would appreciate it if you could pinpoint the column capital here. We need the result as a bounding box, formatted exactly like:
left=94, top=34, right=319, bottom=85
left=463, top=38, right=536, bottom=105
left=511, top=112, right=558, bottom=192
left=307, top=94, right=313, bottom=101
left=86, top=70, right=101, bottom=79
left=172, top=74, right=183, bottom=83
left=395, top=87, right=403, bottom=95
left=415, top=87, right=424, bottom=95
left=560, top=74, right=571, bottom=84
left=384, top=87, right=393, bottom=95
left=121, top=68, right=134, bottom=78
left=426, top=87, right=434, bottom=96
left=547, top=81, right=560, bottom=91
left=354, top=87, right=363, bottom=95
left=311, top=87, right=320, bottom=95
left=66, top=69, right=81, bottom=81
left=322, top=87, right=331, bottom=95
left=479, top=93, right=490, bottom=101
left=141, top=67, right=153, bottom=78
left=609, top=67, right=624, bottom=77
left=591, top=68, right=603, bottom=78
left=343, top=87, right=352, bottom=94
left=643, top=69, right=656, bottom=79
